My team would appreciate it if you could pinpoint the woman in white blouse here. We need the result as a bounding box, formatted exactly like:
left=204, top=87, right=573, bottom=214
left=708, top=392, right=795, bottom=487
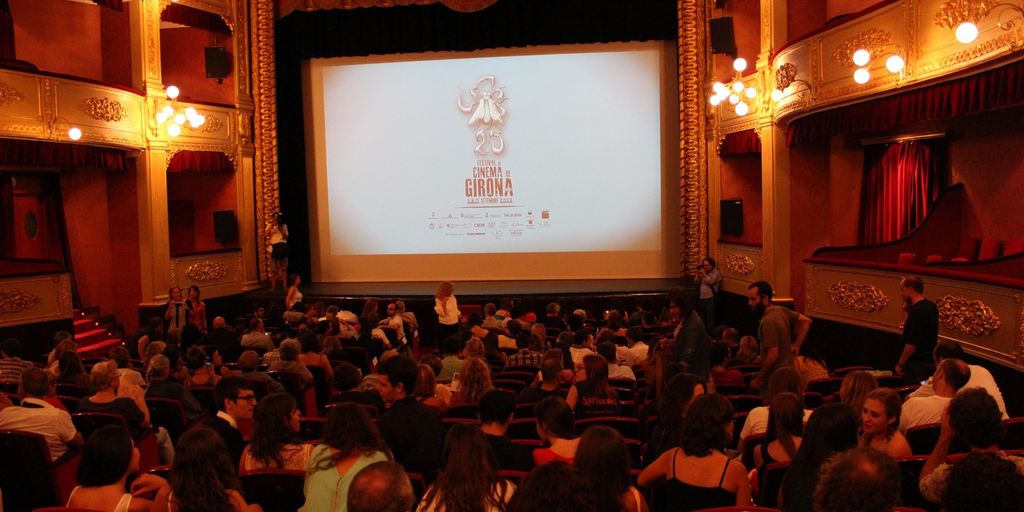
left=434, top=281, right=460, bottom=343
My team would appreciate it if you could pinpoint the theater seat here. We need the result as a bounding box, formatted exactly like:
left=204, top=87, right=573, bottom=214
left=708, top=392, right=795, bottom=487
left=978, top=238, right=1001, bottom=260
left=957, top=237, right=979, bottom=260
left=895, top=456, right=930, bottom=510
left=239, top=470, right=305, bottom=511
left=757, top=462, right=789, bottom=508
left=898, top=252, right=917, bottom=266
left=925, top=254, right=943, bottom=264
left=0, top=430, right=82, bottom=511
left=1005, top=239, right=1024, bottom=256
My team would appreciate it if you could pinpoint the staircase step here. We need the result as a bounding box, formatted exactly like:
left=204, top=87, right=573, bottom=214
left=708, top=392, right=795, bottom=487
left=74, top=318, right=101, bottom=334
left=75, top=328, right=113, bottom=346
left=76, top=338, right=123, bottom=359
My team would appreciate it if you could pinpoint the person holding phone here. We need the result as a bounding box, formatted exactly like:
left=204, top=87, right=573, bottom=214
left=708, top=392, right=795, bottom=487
left=164, top=286, right=191, bottom=333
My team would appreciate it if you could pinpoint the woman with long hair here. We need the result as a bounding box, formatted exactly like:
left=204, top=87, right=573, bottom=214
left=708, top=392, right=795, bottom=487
left=434, top=281, right=460, bottom=343
left=576, top=426, right=648, bottom=512
left=286, top=274, right=304, bottom=310
left=507, top=461, right=596, bottom=512
left=565, top=354, right=620, bottom=419
left=153, top=427, right=260, bottom=512
left=838, top=370, right=878, bottom=422
left=415, top=363, right=450, bottom=413
left=754, top=392, right=804, bottom=468
left=57, top=350, right=92, bottom=390
left=418, top=423, right=515, bottom=512
left=645, top=373, right=705, bottom=462
left=532, top=397, right=580, bottom=466
left=67, top=425, right=169, bottom=511
left=779, top=403, right=859, bottom=512
left=187, top=285, right=208, bottom=334
left=482, top=331, right=508, bottom=369
left=301, top=403, right=391, bottom=512
left=451, top=357, right=494, bottom=406
left=298, top=332, right=333, bottom=380
left=792, top=340, right=829, bottom=386
left=164, top=286, right=191, bottom=333
left=859, top=387, right=912, bottom=458
left=184, top=345, right=219, bottom=388
left=241, top=393, right=312, bottom=471
left=265, top=212, right=289, bottom=291
left=738, top=366, right=807, bottom=449
left=638, top=394, right=752, bottom=512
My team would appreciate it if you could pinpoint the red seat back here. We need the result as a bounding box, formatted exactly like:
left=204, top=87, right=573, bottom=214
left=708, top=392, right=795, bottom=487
left=239, top=470, right=305, bottom=511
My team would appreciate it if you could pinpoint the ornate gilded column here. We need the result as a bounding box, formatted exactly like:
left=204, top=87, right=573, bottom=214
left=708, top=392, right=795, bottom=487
left=251, top=0, right=279, bottom=285
left=136, top=144, right=172, bottom=304
left=679, top=0, right=709, bottom=275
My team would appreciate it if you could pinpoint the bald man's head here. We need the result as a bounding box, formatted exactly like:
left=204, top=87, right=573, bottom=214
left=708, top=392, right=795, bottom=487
left=814, top=448, right=899, bottom=512
left=348, top=461, right=414, bottom=512
left=213, top=316, right=226, bottom=330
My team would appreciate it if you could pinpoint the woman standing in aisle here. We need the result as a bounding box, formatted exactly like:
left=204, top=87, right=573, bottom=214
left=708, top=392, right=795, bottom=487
left=266, top=213, right=289, bottom=291
left=435, top=281, right=460, bottom=343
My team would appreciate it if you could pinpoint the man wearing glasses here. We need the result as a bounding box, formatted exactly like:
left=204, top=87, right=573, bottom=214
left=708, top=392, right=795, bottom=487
left=202, top=376, right=255, bottom=467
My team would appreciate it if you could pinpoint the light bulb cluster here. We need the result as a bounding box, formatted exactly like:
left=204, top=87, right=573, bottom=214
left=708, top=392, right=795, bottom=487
left=708, top=57, right=758, bottom=117
left=850, top=48, right=904, bottom=85
left=154, top=85, right=205, bottom=138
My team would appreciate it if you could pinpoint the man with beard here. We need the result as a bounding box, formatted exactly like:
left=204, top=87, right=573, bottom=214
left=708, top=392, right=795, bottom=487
left=747, top=281, right=812, bottom=394
left=894, top=275, right=939, bottom=384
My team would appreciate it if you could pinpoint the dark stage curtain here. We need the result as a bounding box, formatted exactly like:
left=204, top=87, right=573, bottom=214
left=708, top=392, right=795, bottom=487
left=858, top=139, right=947, bottom=245
left=0, top=175, right=13, bottom=258
left=0, top=0, right=14, bottom=61
left=275, top=0, right=678, bottom=279
left=719, top=129, right=761, bottom=155
left=161, top=3, right=231, bottom=35
left=91, top=0, right=124, bottom=11
left=0, top=138, right=129, bottom=171
left=168, top=150, right=235, bottom=173
left=787, top=58, right=1024, bottom=146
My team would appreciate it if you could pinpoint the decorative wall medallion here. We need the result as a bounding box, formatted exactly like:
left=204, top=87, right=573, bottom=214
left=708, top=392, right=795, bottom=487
left=186, top=114, right=223, bottom=133
left=0, top=289, right=42, bottom=314
left=936, top=294, right=1001, bottom=336
left=831, top=28, right=893, bottom=66
left=934, top=0, right=992, bottom=29
left=185, top=261, right=228, bottom=282
left=827, top=281, right=889, bottom=312
left=81, top=97, right=128, bottom=122
left=725, top=254, right=755, bottom=275
left=775, top=63, right=799, bottom=90
left=0, top=81, right=23, bottom=108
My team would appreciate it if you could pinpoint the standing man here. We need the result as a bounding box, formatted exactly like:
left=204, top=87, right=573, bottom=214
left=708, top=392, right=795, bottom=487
left=669, top=288, right=711, bottom=381
left=747, top=281, right=812, bottom=393
left=895, top=275, right=939, bottom=384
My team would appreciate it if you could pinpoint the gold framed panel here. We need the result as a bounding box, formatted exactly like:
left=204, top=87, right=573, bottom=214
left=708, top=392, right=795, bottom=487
left=170, top=250, right=245, bottom=298
left=717, top=242, right=763, bottom=294
left=0, top=273, right=73, bottom=328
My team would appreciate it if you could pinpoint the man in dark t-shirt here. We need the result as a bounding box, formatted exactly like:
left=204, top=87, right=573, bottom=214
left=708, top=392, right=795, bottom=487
left=479, top=391, right=534, bottom=472
left=896, top=276, right=939, bottom=384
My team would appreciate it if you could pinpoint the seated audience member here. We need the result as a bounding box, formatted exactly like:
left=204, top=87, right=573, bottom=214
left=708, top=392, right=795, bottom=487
left=0, top=338, right=35, bottom=380
left=792, top=340, right=830, bottom=386
left=900, top=358, right=970, bottom=432
left=734, top=335, right=760, bottom=365
left=241, top=393, right=312, bottom=471
left=184, top=346, right=220, bottom=388
left=236, top=350, right=285, bottom=394
left=451, top=357, right=494, bottom=407
left=298, top=332, right=333, bottom=380
left=438, top=336, right=463, bottom=382
left=348, top=461, right=415, bottom=512
left=919, top=388, right=1024, bottom=503
left=507, top=461, right=597, bottom=512
left=152, top=427, right=262, bottom=512
left=541, top=302, right=567, bottom=331
left=530, top=323, right=548, bottom=346
left=508, top=332, right=544, bottom=369
left=532, top=396, right=580, bottom=466
left=208, top=316, right=241, bottom=362
left=576, top=426, right=648, bottom=512
left=283, top=302, right=306, bottom=325
left=708, top=342, right=743, bottom=389
left=376, top=356, right=444, bottom=478
left=597, top=342, right=636, bottom=382
left=738, top=366, right=810, bottom=447
left=418, top=423, right=516, bottom=512
left=143, top=341, right=167, bottom=376
left=478, top=390, right=533, bottom=472
left=942, top=452, right=1024, bottom=512
left=178, top=323, right=203, bottom=352
left=201, top=376, right=255, bottom=467
left=79, top=361, right=149, bottom=432
left=0, top=367, right=83, bottom=461
left=908, top=340, right=1008, bottom=418
left=128, top=318, right=162, bottom=359
left=482, top=332, right=509, bottom=368
left=57, top=350, right=93, bottom=390
left=327, top=361, right=386, bottom=411
left=602, top=310, right=628, bottom=338
left=467, top=313, right=489, bottom=341
left=415, top=363, right=450, bottom=413
left=814, top=448, right=900, bottom=512
left=481, top=303, right=503, bottom=331
left=617, top=327, right=649, bottom=368
left=109, top=346, right=146, bottom=389
left=46, top=331, right=76, bottom=375
left=462, top=337, right=485, bottom=360
left=838, top=370, right=878, bottom=422
left=517, top=356, right=569, bottom=404
left=859, top=388, right=912, bottom=458
left=567, top=309, right=586, bottom=331
left=645, top=373, right=705, bottom=462
left=321, top=335, right=345, bottom=361
left=569, top=329, right=596, bottom=371
left=779, top=403, right=860, bottom=512
left=720, top=327, right=739, bottom=350
left=566, top=355, right=621, bottom=419
left=302, top=403, right=391, bottom=512
left=754, top=392, right=804, bottom=468
left=269, top=339, right=314, bottom=386
left=146, top=355, right=203, bottom=422
left=240, top=317, right=274, bottom=352
left=638, top=394, right=752, bottom=512
left=66, top=425, right=169, bottom=511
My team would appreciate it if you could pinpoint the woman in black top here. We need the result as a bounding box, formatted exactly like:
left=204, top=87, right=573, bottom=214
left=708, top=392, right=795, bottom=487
left=566, top=355, right=620, bottom=420
left=778, top=403, right=858, bottom=512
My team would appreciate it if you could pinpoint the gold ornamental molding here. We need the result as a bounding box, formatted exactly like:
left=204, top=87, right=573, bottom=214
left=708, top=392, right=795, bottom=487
left=827, top=281, right=890, bottom=312
left=936, top=294, right=1002, bottom=336
left=0, top=289, right=42, bottom=315
left=81, top=97, right=128, bottom=123
left=725, top=254, right=756, bottom=275
left=831, top=28, right=894, bottom=66
left=185, top=114, right=224, bottom=133
left=185, top=261, right=229, bottom=282
left=934, top=0, right=1002, bottom=29
left=775, top=62, right=799, bottom=90
left=251, top=0, right=280, bottom=283
left=678, top=0, right=708, bottom=275
left=0, top=81, right=23, bottom=108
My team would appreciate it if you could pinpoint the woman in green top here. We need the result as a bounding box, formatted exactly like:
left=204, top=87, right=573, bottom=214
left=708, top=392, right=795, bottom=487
left=301, top=403, right=392, bottom=512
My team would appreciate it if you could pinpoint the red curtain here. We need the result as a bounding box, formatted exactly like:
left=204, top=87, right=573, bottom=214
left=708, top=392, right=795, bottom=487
left=0, top=0, right=13, bottom=61
left=167, top=151, right=235, bottom=173
left=161, top=4, right=232, bottom=35
left=788, top=58, right=1024, bottom=146
left=858, top=139, right=947, bottom=244
left=719, top=129, right=761, bottom=155
left=0, top=139, right=129, bottom=171
left=91, top=0, right=124, bottom=10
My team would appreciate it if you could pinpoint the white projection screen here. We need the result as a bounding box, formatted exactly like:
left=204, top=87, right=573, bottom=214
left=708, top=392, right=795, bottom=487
left=304, top=41, right=680, bottom=282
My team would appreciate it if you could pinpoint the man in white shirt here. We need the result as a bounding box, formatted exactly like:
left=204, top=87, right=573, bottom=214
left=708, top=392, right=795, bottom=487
left=0, top=367, right=83, bottom=461
left=900, top=358, right=971, bottom=433
left=569, top=329, right=595, bottom=371
left=616, top=327, right=649, bottom=368
left=597, top=342, right=635, bottom=382
left=906, top=340, right=1008, bottom=419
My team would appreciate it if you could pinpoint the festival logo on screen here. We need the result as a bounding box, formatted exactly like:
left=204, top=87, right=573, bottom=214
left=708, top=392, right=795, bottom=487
left=458, top=75, right=507, bottom=155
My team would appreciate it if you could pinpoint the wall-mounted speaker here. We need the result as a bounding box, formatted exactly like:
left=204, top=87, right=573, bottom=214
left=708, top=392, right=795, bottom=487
left=213, top=210, right=237, bottom=244
left=720, top=199, right=744, bottom=236
left=204, top=46, right=231, bottom=82
left=709, top=17, right=737, bottom=58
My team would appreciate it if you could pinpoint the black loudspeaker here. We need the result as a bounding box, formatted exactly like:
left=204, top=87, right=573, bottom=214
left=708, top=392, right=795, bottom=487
left=721, top=199, right=744, bottom=236
left=213, top=210, right=237, bottom=244
left=710, top=17, right=737, bottom=58
left=204, top=47, right=232, bottom=81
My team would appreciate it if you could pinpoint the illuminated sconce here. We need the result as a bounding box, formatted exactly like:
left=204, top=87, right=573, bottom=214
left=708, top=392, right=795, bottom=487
left=934, top=0, right=1024, bottom=44
left=849, top=48, right=906, bottom=85
left=770, top=62, right=813, bottom=102
left=154, top=85, right=205, bottom=138
left=67, top=127, right=82, bottom=141
left=709, top=57, right=760, bottom=117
